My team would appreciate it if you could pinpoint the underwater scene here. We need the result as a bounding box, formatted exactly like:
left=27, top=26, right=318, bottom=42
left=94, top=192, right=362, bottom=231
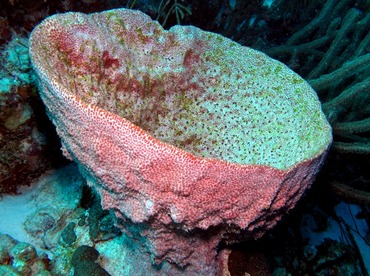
left=0, top=0, right=369, bottom=275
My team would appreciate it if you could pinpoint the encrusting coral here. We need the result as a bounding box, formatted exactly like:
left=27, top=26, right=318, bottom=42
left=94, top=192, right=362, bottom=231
left=29, top=8, right=332, bottom=275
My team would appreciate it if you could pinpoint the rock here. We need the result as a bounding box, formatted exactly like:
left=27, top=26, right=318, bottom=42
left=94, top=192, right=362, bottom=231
left=10, top=242, right=37, bottom=264
left=61, top=222, right=77, bottom=246
left=71, top=246, right=110, bottom=276
left=29, top=8, right=332, bottom=274
left=0, top=234, right=18, bottom=264
left=31, top=258, right=51, bottom=276
left=0, top=36, right=68, bottom=195
left=0, top=246, right=9, bottom=265
left=0, top=264, right=21, bottom=276
left=0, top=234, right=18, bottom=256
left=11, top=260, right=32, bottom=275
left=23, top=210, right=55, bottom=238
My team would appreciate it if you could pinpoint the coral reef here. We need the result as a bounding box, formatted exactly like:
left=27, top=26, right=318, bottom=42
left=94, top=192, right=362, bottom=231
left=260, top=0, right=370, bottom=205
left=0, top=163, right=123, bottom=275
left=29, top=8, right=331, bottom=274
left=0, top=37, right=35, bottom=92
left=0, top=0, right=367, bottom=275
left=0, top=234, right=51, bottom=275
left=0, top=0, right=114, bottom=34
left=0, top=16, right=12, bottom=46
left=263, top=0, right=370, bottom=150
left=71, top=245, right=110, bottom=276
left=0, top=0, right=189, bottom=36
left=203, top=0, right=370, bottom=206
left=0, top=37, right=67, bottom=195
left=1, top=162, right=367, bottom=275
left=156, top=0, right=192, bottom=27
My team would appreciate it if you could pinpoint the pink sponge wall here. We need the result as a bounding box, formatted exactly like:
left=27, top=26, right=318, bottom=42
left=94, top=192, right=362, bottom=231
left=29, top=8, right=332, bottom=275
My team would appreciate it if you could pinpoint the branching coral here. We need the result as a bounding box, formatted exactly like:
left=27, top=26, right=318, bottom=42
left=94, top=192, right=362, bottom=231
left=264, top=0, right=370, bottom=154
left=204, top=0, right=369, bottom=205
left=205, top=0, right=369, bottom=205
left=260, top=0, right=370, bottom=203
left=156, top=0, right=192, bottom=27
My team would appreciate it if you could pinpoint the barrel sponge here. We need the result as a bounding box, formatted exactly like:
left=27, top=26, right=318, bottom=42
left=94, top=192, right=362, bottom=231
left=29, top=9, right=332, bottom=274
left=29, top=9, right=331, bottom=171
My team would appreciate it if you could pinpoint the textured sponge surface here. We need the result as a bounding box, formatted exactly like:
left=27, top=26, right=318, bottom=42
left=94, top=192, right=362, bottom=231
left=30, top=9, right=331, bottom=170
left=29, top=9, right=333, bottom=274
